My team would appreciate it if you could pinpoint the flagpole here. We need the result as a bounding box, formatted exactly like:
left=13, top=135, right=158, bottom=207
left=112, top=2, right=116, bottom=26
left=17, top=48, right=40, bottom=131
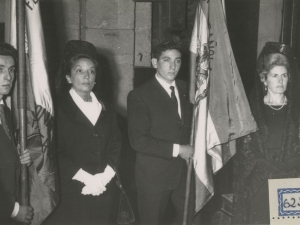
left=183, top=114, right=195, bottom=225
left=17, top=0, right=29, bottom=207
left=183, top=49, right=198, bottom=225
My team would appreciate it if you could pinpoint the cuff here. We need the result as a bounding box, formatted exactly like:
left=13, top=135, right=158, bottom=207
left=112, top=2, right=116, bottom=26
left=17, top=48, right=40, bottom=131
left=173, top=144, right=180, bottom=157
left=103, top=165, right=116, bottom=180
left=72, top=169, right=92, bottom=183
left=11, top=202, right=19, bottom=218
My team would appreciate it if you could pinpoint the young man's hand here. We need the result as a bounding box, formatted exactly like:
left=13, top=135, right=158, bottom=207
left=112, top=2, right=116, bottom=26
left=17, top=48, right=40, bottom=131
left=179, top=145, right=194, bottom=165
left=20, top=149, right=32, bottom=166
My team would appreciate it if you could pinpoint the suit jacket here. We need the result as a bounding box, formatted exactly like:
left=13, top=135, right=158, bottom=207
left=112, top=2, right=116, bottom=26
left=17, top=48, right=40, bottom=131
left=127, top=77, right=193, bottom=191
left=0, top=105, right=20, bottom=224
left=56, top=92, right=122, bottom=194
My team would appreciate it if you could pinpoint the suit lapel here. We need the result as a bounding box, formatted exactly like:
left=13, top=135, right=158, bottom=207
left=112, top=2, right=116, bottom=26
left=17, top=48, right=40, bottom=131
left=62, top=93, right=96, bottom=131
left=95, top=106, right=107, bottom=126
left=152, top=78, right=172, bottom=101
left=176, top=80, right=188, bottom=123
left=75, top=109, right=95, bottom=130
left=152, top=78, right=181, bottom=120
left=0, top=105, right=18, bottom=153
left=0, top=126, right=14, bottom=150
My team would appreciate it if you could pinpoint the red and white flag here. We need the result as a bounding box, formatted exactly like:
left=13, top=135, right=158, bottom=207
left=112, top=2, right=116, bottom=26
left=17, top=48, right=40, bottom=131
left=189, top=0, right=257, bottom=213
left=6, top=0, right=58, bottom=224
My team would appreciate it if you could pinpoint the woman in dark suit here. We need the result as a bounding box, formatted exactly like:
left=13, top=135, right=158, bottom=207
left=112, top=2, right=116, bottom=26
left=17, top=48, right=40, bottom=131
left=47, top=40, right=121, bottom=225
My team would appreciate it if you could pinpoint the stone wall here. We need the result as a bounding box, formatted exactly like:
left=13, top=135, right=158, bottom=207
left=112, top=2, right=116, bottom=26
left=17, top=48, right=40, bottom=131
left=0, top=0, right=286, bottom=115
left=42, top=0, right=137, bottom=116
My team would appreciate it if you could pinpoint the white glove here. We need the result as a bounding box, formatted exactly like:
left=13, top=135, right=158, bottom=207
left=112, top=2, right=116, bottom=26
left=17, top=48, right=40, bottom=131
left=81, top=185, right=106, bottom=196
left=73, top=169, right=106, bottom=195
left=94, top=165, right=116, bottom=187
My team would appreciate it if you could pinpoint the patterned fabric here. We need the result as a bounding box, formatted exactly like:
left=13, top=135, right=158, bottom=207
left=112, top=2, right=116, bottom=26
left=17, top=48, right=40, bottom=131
left=0, top=104, right=11, bottom=140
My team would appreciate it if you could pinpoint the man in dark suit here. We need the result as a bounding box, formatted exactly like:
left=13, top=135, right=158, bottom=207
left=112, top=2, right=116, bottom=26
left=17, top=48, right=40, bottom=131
left=0, top=43, right=33, bottom=224
left=127, top=41, right=195, bottom=225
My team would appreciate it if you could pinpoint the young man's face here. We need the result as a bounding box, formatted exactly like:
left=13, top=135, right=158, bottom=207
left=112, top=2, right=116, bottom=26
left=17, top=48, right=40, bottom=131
left=152, top=49, right=181, bottom=84
left=0, top=55, right=15, bottom=100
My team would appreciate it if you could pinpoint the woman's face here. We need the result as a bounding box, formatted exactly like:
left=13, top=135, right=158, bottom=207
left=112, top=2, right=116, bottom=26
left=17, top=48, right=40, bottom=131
left=264, top=66, right=288, bottom=95
left=66, top=58, right=96, bottom=96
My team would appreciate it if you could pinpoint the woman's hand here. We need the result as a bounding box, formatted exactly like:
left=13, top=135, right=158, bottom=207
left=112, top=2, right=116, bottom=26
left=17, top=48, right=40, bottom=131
left=20, top=149, right=32, bottom=166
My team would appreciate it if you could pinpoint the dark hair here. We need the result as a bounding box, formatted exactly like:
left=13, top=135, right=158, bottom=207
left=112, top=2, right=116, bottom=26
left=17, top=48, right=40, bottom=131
left=152, top=41, right=182, bottom=59
left=55, top=40, right=99, bottom=94
left=64, top=53, right=98, bottom=76
left=0, top=42, right=17, bottom=64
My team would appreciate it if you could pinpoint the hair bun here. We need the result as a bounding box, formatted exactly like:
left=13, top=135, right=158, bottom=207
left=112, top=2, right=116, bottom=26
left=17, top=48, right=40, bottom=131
left=63, top=40, right=98, bottom=61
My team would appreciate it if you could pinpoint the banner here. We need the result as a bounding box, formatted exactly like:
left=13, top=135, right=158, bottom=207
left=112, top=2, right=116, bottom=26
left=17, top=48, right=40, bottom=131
left=189, top=0, right=257, bottom=213
left=6, top=0, right=58, bottom=224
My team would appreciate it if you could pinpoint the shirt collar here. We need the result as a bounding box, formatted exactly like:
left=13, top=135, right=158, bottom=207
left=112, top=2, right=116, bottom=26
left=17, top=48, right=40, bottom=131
left=155, top=73, right=176, bottom=93
left=69, top=88, right=99, bottom=104
left=0, top=100, right=4, bottom=105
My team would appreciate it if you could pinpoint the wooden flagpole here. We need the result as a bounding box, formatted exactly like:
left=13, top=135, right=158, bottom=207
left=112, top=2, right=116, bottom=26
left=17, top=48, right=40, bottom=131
left=183, top=47, right=198, bottom=225
left=17, top=0, right=29, bottom=208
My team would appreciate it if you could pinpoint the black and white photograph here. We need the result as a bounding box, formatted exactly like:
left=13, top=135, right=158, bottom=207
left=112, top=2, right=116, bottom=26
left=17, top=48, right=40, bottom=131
left=0, top=0, right=300, bottom=225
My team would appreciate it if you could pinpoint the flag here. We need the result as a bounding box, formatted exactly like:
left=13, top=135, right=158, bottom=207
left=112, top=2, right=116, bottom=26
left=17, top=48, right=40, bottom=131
left=189, top=0, right=257, bottom=213
left=6, top=0, right=58, bottom=224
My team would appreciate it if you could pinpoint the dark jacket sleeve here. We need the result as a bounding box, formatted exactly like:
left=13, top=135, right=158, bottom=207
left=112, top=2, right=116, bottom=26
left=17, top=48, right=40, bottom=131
left=0, top=181, right=15, bottom=222
left=56, top=107, right=82, bottom=182
left=127, top=90, right=174, bottom=160
left=0, top=107, right=18, bottom=222
left=105, top=108, right=122, bottom=170
left=0, top=153, right=17, bottom=221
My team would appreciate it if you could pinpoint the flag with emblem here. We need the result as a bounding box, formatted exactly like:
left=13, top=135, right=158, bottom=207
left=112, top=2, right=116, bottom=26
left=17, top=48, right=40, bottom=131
left=189, top=0, right=257, bottom=213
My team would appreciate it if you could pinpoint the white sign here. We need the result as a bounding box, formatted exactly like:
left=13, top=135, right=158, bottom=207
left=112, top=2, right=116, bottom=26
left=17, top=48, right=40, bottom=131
left=269, top=178, right=300, bottom=225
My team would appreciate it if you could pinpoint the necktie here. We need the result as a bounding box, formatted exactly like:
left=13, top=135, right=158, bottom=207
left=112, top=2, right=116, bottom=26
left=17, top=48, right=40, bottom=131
left=0, top=104, right=12, bottom=140
left=170, top=86, right=178, bottom=108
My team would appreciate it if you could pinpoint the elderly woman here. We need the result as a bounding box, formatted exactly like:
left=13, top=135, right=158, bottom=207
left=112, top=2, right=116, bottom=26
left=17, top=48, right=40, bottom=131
left=47, top=40, right=121, bottom=225
left=232, top=42, right=300, bottom=225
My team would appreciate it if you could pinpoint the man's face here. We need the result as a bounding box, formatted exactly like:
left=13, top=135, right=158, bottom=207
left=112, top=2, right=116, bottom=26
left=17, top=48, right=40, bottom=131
left=152, top=49, right=181, bottom=84
left=0, top=55, right=15, bottom=100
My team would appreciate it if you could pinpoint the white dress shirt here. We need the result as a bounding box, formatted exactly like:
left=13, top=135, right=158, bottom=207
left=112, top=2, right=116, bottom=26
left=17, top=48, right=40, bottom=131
left=155, top=74, right=181, bottom=118
left=155, top=74, right=181, bottom=157
left=0, top=99, right=4, bottom=124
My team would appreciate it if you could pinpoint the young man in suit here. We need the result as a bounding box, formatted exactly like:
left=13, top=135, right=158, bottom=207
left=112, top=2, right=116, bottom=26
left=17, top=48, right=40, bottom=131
left=0, top=43, right=33, bottom=224
left=128, top=41, right=195, bottom=224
